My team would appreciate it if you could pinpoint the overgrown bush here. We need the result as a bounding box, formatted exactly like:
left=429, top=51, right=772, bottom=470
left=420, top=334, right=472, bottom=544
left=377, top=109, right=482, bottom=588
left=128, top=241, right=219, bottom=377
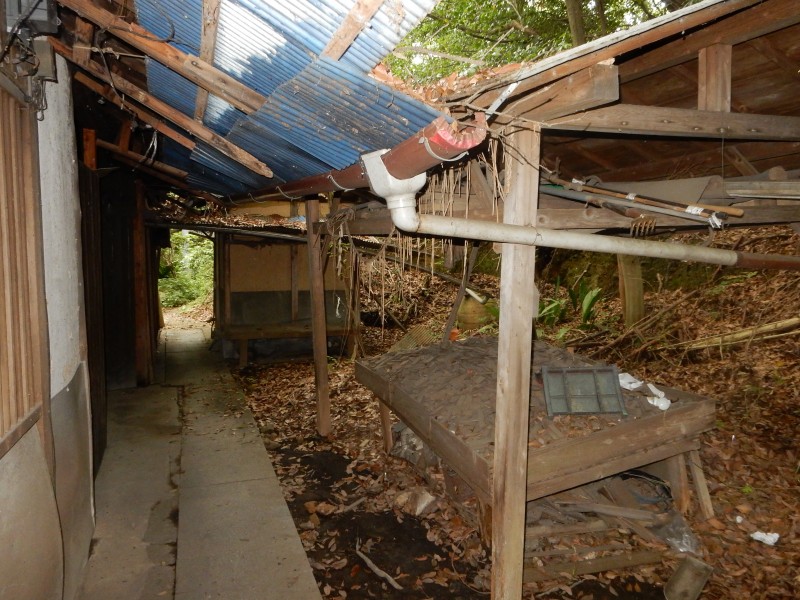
left=158, top=230, right=213, bottom=308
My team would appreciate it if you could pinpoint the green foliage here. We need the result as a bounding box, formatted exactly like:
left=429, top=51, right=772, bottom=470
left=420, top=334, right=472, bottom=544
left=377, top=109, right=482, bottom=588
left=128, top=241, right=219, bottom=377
left=538, top=275, right=603, bottom=327
left=158, top=230, right=214, bottom=308
left=385, top=0, right=680, bottom=83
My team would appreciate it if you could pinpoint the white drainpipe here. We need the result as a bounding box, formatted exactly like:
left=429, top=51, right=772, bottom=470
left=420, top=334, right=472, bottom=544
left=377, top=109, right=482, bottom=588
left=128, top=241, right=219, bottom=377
left=362, top=149, right=747, bottom=267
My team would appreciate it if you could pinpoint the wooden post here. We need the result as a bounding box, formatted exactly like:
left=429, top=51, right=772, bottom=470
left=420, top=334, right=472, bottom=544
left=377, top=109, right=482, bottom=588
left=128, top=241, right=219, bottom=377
left=492, top=126, right=541, bottom=599
left=617, top=254, right=644, bottom=327
left=82, top=128, right=97, bottom=169
left=306, top=198, right=331, bottom=437
left=698, top=44, right=732, bottom=112
left=133, top=181, right=153, bottom=385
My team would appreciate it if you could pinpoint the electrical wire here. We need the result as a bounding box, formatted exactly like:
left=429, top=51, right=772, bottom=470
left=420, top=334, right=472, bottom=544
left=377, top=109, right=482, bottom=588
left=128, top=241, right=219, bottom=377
left=0, top=0, right=46, bottom=65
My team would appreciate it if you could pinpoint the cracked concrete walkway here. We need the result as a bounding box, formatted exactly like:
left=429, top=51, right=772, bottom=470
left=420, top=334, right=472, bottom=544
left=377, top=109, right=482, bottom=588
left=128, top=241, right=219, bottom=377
left=79, top=325, right=320, bottom=600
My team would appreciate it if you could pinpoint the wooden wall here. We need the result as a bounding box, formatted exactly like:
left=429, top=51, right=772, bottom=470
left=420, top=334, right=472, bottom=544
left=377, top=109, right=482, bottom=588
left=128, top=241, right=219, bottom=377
left=0, top=86, right=50, bottom=458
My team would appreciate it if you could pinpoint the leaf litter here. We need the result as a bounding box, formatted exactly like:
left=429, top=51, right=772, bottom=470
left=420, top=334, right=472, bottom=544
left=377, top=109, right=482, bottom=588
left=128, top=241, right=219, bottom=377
left=233, top=225, right=798, bottom=599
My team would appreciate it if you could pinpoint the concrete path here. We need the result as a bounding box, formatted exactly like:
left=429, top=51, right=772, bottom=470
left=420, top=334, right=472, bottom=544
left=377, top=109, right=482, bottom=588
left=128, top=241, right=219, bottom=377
left=79, top=326, right=320, bottom=600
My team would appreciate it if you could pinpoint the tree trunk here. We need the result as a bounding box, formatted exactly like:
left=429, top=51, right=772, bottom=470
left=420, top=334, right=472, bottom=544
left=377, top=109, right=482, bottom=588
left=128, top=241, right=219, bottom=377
left=565, top=0, right=586, bottom=46
left=595, top=0, right=609, bottom=36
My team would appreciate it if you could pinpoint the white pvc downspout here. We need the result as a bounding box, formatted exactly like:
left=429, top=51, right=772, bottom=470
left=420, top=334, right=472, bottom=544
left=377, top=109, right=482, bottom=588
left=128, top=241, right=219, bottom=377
left=362, top=149, right=745, bottom=268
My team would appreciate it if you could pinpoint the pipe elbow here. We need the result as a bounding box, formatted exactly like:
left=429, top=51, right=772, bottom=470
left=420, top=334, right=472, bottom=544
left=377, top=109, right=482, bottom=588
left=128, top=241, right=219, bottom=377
left=385, top=195, right=420, bottom=232
left=361, top=149, right=426, bottom=233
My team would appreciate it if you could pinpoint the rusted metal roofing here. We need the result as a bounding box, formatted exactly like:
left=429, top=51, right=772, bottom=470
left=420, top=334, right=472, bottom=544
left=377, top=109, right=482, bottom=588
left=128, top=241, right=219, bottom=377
left=132, top=0, right=443, bottom=196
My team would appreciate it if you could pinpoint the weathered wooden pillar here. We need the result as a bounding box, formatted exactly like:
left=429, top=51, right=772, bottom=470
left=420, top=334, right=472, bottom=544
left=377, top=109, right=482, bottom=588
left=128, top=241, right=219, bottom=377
left=492, top=126, right=541, bottom=599
left=617, top=254, right=644, bottom=327
left=305, top=198, right=331, bottom=437
left=133, top=180, right=154, bottom=385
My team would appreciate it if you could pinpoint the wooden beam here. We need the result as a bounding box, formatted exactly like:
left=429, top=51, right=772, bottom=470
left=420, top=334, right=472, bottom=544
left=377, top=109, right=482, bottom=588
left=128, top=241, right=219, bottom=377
left=698, top=44, right=731, bottom=112
left=116, top=118, right=133, bottom=151
left=492, top=126, right=540, bottom=600
left=322, top=0, right=385, bottom=60
left=96, top=138, right=189, bottom=179
left=72, top=16, right=95, bottom=67
left=747, top=37, right=800, bottom=81
left=194, top=0, right=221, bottom=121
left=620, top=0, right=800, bottom=83
left=104, top=151, right=224, bottom=207
left=497, top=63, right=619, bottom=125
left=52, top=38, right=274, bottom=178
left=452, top=0, right=757, bottom=109
left=723, top=146, right=759, bottom=176
left=73, top=70, right=195, bottom=151
left=306, top=199, right=331, bottom=437
left=57, top=0, right=265, bottom=114
left=133, top=180, right=154, bottom=385
left=544, top=105, right=800, bottom=140
left=537, top=205, right=800, bottom=229
left=82, top=128, right=97, bottom=169
left=588, top=140, right=800, bottom=182
left=468, top=161, right=494, bottom=212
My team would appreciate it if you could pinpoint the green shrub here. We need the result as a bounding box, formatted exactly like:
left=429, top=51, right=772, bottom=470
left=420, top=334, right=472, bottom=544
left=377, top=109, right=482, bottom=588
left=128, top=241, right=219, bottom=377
left=158, top=230, right=213, bottom=308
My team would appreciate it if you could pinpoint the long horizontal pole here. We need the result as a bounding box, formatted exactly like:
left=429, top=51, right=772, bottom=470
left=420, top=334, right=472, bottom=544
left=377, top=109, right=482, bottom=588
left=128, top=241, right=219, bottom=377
left=51, top=37, right=274, bottom=178
left=57, top=0, right=265, bottom=114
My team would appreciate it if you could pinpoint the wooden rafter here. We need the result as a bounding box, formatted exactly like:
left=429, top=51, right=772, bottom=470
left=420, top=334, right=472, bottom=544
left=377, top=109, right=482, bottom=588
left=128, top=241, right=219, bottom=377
left=698, top=44, right=732, bottom=112
left=450, top=0, right=758, bottom=108
left=747, top=37, right=800, bottom=81
left=96, top=138, right=189, bottom=179
left=74, top=71, right=195, bottom=150
left=544, top=105, right=800, bottom=140
left=584, top=140, right=800, bottom=181
left=194, top=0, right=222, bottom=122
left=57, top=0, right=265, bottom=114
left=72, top=16, right=95, bottom=67
left=51, top=37, right=273, bottom=178
left=498, top=63, right=619, bottom=125
left=619, top=0, right=800, bottom=84
left=322, top=0, right=385, bottom=60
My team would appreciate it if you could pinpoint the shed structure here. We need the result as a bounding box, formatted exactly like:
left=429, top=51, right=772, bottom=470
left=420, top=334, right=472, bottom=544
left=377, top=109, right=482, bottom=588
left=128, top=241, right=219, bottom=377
left=1, top=0, right=800, bottom=599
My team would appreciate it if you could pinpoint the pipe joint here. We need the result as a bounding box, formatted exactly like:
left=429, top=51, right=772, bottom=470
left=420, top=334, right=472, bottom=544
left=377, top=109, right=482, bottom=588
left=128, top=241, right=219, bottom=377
left=361, top=149, right=427, bottom=233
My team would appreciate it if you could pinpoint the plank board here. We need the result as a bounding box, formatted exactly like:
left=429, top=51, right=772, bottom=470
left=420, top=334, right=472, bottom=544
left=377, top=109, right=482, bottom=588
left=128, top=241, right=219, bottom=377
left=356, top=337, right=716, bottom=507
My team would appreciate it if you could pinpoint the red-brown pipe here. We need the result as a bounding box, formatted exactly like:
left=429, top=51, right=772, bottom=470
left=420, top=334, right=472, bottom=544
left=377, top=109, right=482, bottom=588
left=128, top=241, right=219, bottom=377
left=230, top=114, right=487, bottom=203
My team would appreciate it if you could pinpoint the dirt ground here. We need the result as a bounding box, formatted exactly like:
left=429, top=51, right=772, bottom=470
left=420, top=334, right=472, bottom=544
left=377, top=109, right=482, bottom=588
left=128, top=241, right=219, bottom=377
left=222, top=225, right=798, bottom=599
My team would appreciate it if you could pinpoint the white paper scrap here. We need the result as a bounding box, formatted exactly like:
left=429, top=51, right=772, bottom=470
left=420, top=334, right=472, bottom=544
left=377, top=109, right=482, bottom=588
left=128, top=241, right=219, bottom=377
left=618, top=372, right=643, bottom=391
left=750, top=532, right=780, bottom=546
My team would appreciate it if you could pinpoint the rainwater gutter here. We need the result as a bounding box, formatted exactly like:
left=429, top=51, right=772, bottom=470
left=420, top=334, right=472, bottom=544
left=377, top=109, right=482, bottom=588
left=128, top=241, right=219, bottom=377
left=234, top=114, right=799, bottom=270
left=358, top=131, right=800, bottom=272
left=230, top=115, right=488, bottom=204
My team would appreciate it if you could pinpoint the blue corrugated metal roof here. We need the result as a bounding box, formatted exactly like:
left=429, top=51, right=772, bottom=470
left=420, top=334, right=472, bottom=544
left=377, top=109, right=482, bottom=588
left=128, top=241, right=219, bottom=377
left=132, top=0, right=444, bottom=196
left=231, top=57, right=441, bottom=170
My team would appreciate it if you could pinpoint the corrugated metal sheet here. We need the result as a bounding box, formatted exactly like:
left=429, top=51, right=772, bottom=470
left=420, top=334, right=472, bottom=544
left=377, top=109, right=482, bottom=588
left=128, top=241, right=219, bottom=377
left=191, top=142, right=276, bottom=190
left=134, top=0, right=201, bottom=54
left=145, top=60, right=199, bottom=116
left=214, top=0, right=312, bottom=96
left=132, top=0, right=444, bottom=195
left=202, top=95, right=244, bottom=136
left=225, top=117, right=334, bottom=182
left=230, top=57, right=442, bottom=172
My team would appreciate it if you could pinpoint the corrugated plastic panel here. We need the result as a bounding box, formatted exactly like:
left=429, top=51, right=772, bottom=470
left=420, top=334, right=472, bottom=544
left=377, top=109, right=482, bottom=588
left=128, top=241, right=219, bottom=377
left=145, top=60, right=199, bottom=116
left=233, top=57, right=442, bottom=172
left=134, top=0, right=201, bottom=55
